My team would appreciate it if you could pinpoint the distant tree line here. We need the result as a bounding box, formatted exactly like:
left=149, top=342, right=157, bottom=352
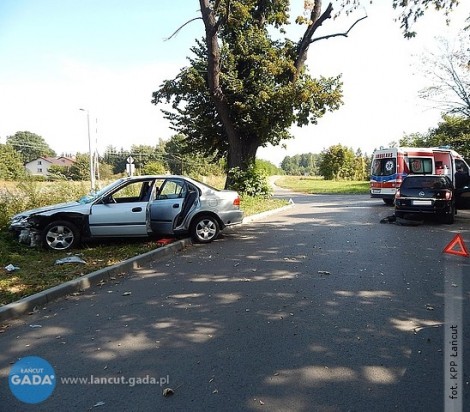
left=0, top=131, right=283, bottom=183
left=280, top=146, right=370, bottom=181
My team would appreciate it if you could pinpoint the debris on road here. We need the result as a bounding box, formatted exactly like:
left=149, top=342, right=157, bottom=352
left=162, top=388, right=174, bottom=397
left=318, top=270, right=331, bottom=275
left=55, top=256, right=86, bottom=265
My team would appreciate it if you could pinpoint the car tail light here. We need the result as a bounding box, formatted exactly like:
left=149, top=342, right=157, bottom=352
left=395, top=189, right=400, bottom=199
left=444, top=190, right=452, bottom=200
left=233, top=196, right=241, bottom=207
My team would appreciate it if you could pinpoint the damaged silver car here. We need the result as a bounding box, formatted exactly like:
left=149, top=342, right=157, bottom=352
left=9, top=175, right=244, bottom=251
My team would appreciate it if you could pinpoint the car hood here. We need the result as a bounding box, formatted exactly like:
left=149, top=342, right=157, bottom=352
left=11, top=201, right=86, bottom=220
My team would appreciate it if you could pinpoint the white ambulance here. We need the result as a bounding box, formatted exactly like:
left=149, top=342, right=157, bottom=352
left=370, top=147, right=470, bottom=205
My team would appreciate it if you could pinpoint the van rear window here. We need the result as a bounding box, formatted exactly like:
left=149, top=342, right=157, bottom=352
left=407, top=158, right=433, bottom=174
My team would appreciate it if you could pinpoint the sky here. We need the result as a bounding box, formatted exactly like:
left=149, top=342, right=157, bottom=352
left=0, top=1, right=469, bottom=166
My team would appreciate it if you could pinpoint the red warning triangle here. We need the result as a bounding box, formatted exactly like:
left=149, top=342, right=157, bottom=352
left=443, top=234, right=470, bottom=258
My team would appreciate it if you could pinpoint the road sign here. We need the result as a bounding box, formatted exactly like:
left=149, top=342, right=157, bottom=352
left=443, top=234, right=469, bottom=258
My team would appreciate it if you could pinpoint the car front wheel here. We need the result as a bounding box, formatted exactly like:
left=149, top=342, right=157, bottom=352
left=42, top=220, right=80, bottom=251
left=190, top=215, right=220, bottom=243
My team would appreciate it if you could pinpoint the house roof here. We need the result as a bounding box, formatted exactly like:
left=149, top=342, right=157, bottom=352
left=27, top=156, right=76, bottom=166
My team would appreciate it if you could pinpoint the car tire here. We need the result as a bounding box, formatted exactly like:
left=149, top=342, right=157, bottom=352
left=190, top=215, right=220, bottom=243
left=383, top=199, right=394, bottom=206
left=42, top=220, right=80, bottom=251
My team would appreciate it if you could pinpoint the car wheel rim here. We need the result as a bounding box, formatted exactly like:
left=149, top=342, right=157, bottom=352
left=195, top=220, right=216, bottom=241
left=46, top=225, right=74, bottom=250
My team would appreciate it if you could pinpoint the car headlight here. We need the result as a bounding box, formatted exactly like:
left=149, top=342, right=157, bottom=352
left=10, top=216, right=30, bottom=227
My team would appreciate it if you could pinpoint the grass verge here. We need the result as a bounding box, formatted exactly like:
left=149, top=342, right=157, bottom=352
left=0, top=196, right=287, bottom=306
left=274, top=176, right=369, bottom=194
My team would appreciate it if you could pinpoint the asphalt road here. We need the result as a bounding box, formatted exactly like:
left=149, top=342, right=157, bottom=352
left=0, top=189, right=469, bottom=412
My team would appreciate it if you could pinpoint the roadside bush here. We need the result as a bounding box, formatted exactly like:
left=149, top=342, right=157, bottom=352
left=0, top=189, right=28, bottom=229
left=228, top=166, right=271, bottom=197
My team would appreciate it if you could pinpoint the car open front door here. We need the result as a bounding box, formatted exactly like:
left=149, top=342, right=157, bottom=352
left=89, top=179, right=155, bottom=237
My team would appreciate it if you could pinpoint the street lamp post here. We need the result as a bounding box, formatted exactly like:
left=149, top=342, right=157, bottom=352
left=79, top=108, right=96, bottom=193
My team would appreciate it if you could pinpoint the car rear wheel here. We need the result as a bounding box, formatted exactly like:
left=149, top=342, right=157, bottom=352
left=442, top=206, right=455, bottom=225
left=42, top=220, right=80, bottom=251
left=190, top=215, right=220, bottom=243
left=383, top=199, right=394, bottom=206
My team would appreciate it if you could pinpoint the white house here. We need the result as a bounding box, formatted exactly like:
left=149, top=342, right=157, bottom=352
left=25, top=156, right=75, bottom=177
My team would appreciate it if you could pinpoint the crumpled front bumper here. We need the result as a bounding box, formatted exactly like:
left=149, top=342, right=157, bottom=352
left=10, top=226, right=41, bottom=247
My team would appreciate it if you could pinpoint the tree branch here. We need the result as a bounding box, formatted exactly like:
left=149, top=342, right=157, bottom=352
left=295, top=2, right=334, bottom=76
left=310, top=14, right=368, bottom=43
left=164, top=17, right=202, bottom=41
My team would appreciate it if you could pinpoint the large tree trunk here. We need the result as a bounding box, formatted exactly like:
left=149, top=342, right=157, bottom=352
left=225, top=135, right=260, bottom=188
left=199, top=0, right=262, bottom=189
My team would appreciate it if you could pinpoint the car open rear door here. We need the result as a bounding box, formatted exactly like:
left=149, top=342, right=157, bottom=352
left=149, top=178, right=187, bottom=235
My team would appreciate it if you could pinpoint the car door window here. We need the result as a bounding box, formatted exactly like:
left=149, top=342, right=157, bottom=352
left=109, top=180, right=154, bottom=203
left=157, top=179, right=186, bottom=200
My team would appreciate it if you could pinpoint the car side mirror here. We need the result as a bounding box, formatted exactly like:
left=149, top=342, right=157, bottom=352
left=102, top=195, right=113, bottom=204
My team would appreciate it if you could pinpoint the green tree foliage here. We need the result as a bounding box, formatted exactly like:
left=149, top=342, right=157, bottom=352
left=319, top=144, right=357, bottom=180
left=130, top=144, right=166, bottom=172
left=399, top=115, right=470, bottom=158
left=153, top=1, right=344, bottom=189
left=353, top=148, right=369, bottom=181
left=0, top=144, right=26, bottom=180
left=399, top=132, right=430, bottom=147
left=103, top=146, right=128, bottom=174
left=103, top=142, right=167, bottom=175
left=429, top=115, right=470, bottom=158
left=255, top=159, right=283, bottom=176
left=141, top=161, right=167, bottom=175
left=97, top=162, right=115, bottom=180
left=152, top=1, right=462, bottom=191
left=46, top=164, right=70, bottom=180
left=281, top=153, right=321, bottom=175
left=68, top=154, right=91, bottom=181
left=391, top=0, right=462, bottom=38
left=6, top=131, right=56, bottom=163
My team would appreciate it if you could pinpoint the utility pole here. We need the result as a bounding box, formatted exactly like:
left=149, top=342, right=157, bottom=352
left=79, top=108, right=96, bottom=192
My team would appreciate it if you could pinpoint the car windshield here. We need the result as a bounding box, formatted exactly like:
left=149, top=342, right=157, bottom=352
left=77, top=179, right=125, bottom=204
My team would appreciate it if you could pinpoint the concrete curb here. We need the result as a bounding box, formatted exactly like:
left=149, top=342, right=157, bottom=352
left=0, top=202, right=295, bottom=322
left=0, top=238, right=193, bottom=322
